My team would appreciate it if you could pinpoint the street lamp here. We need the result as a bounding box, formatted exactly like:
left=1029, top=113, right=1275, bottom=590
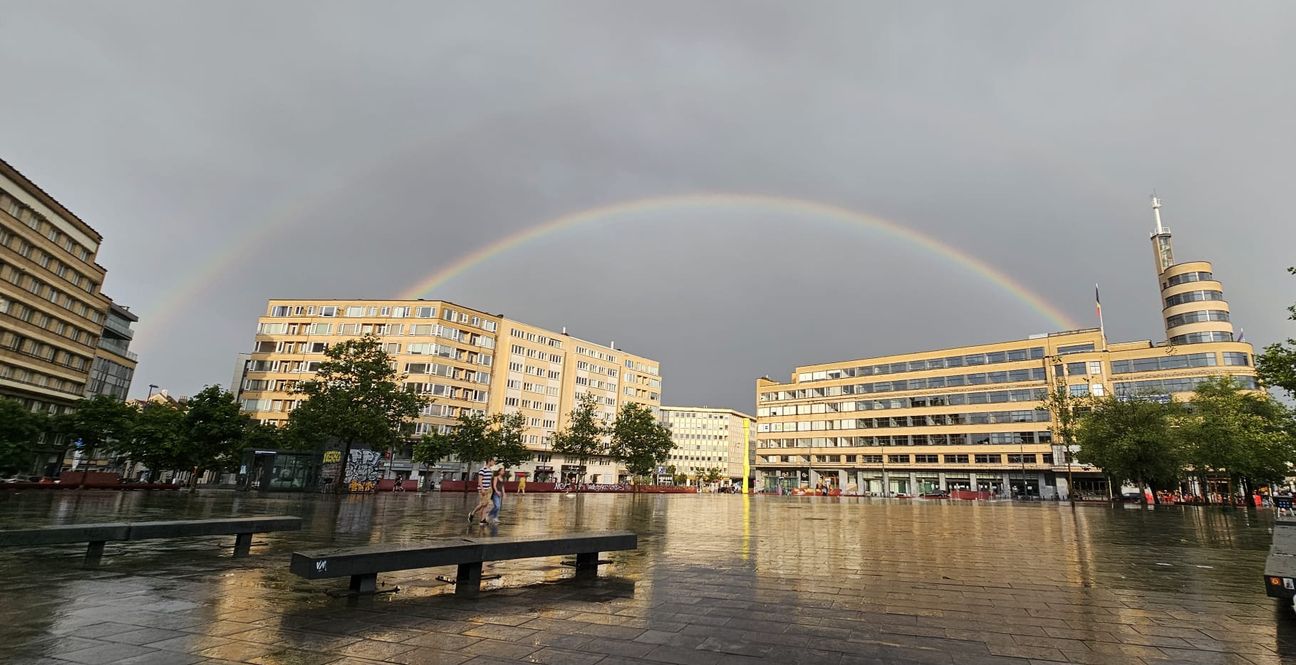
left=146, top=384, right=159, bottom=399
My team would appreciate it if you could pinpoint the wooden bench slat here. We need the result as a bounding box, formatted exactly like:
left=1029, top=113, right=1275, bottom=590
left=126, top=516, right=302, bottom=540
left=0, top=523, right=131, bottom=546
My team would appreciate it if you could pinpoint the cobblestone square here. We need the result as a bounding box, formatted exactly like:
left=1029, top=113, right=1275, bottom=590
left=1, top=491, right=1291, bottom=664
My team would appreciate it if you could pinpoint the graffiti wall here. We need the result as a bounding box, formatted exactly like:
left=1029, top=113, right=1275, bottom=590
left=319, top=448, right=384, bottom=493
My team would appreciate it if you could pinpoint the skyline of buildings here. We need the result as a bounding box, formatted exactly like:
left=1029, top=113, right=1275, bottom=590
left=659, top=406, right=755, bottom=485
left=753, top=199, right=1258, bottom=497
left=236, top=298, right=661, bottom=483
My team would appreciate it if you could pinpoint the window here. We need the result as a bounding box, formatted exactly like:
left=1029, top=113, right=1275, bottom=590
left=1170, top=331, right=1234, bottom=345
left=416, top=306, right=435, bottom=318
left=1069, top=384, right=1090, bottom=397
left=943, top=454, right=968, bottom=464
left=861, top=454, right=883, bottom=463
left=1223, top=352, right=1250, bottom=366
left=345, top=306, right=365, bottom=317
left=1165, top=271, right=1213, bottom=287
left=1166, top=309, right=1229, bottom=328
left=270, top=305, right=290, bottom=317
left=974, top=454, right=1000, bottom=464
left=1164, top=290, right=1224, bottom=308
left=914, top=454, right=938, bottom=463
left=1006, top=454, right=1036, bottom=464
left=307, top=323, right=331, bottom=335
left=319, top=306, right=337, bottom=317
left=1057, top=343, right=1095, bottom=356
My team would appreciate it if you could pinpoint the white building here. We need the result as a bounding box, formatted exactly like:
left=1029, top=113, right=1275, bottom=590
left=660, top=406, right=755, bottom=487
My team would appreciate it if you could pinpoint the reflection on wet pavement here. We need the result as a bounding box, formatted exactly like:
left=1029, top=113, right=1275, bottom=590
left=0, top=490, right=1291, bottom=664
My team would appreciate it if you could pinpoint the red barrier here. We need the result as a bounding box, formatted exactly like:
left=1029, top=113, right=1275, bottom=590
left=438, top=481, right=692, bottom=493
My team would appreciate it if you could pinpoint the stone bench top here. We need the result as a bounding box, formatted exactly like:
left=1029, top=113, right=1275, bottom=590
left=290, top=530, right=637, bottom=579
left=0, top=516, right=303, bottom=546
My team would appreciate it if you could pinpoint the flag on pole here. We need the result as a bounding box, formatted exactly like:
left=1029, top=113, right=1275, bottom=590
left=1095, top=284, right=1105, bottom=337
left=1237, top=328, right=1245, bottom=342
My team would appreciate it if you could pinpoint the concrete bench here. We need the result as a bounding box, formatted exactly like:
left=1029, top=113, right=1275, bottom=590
left=0, top=516, right=303, bottom=565
left=289, top=530, right=637, bottom=596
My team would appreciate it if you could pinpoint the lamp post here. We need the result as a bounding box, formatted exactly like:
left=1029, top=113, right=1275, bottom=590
left=146, top=384, right=159, bottom=399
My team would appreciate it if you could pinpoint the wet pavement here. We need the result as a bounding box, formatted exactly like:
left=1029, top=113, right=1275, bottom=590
left=0, top=490, right=1292, bottom=665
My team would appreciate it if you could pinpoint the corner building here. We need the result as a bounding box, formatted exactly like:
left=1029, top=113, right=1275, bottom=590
left=754, top=200, right=1257, bottom=498
left=238, top=299, right=660, bottom=483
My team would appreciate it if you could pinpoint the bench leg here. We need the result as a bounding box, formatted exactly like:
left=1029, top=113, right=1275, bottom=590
left=349, top=573, right=377, bottom=594
left=575, top=551, right=599, bottom=577
left=84, top=541, right=106, bottom=567
left=233, top=532, right=253, bottom=557
left=455, top=561, right=483, bottom=596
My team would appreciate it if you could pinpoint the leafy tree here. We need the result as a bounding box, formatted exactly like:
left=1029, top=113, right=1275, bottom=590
left=1038, top=379, right=1092, bottom=503
left=1181, top=376, right=1296, bottom=498
left=699, top=467, right=724, bottom=485
left=287, top=335, right=427, bottom=491
left=181, top=386, right=249, bottom=486
left=551, top=392, right=606, bottom=483
left=1075, top=395, right=1186, bottom=501
left=608, top=402, right=674, bottom=482
left=54, top=395, right=136, bottom=487
left=430, top=411, right=494, bottom=480
left=241, top=419, right=284, bottom=452
left=411, top=432, right=451, bottom=470
left=490, top=411, right=530, bottom=470
left=117, top=401, right=188, bottom=482
left=1257, top=267, right=1296, bottom=398
left=0, top=399, right=44, bottom=476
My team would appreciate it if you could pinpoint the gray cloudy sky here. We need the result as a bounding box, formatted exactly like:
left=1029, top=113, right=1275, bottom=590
left=3, top=1, right=1293, bottom=411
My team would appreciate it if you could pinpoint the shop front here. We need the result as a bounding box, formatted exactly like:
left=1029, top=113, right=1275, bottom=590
left=238, top=449, right=320, bottom=491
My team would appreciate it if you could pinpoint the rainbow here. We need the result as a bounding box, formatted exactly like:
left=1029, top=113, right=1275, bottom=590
left=398, top=193, right=1079, bottom=330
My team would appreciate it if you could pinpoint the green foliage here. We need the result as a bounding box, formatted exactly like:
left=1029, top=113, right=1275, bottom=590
left=0, top=399, right=45, bottom=476
left=54, top=395, right=135, bottom=482
left=551, top=392, right=607, bottom=482
left=699, top=467, right=725, bottom=484
left=1180, top=376, right=1296, bottom=487
left=1075, top=395, right=1186, bottom=491
left=182, top=386, right=249, bottom=478
left=411, top=432, right=451, bottom=468
left=490, top=411, right=530, bottom=469
left=287, top=335, right=427, bottom=488
left=116, top=402, right=188, bottom=478
left=608, top=402, right=674, bottom=479
left=1257, top=266, right=1296, bottom=399
left=241, top=419, right=284, bottom=452
left=1038, top=379, right=1090, bottom=459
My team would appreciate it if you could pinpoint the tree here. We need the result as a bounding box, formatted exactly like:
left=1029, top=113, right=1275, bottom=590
left=241, top=419, right=284, bottom=452
left=700, top=467, right=725, bottom=485
left=54, top=395, right=136, bottom=487
left=179, top=386, right=249, bottom=486
left=0, top=399, right=44, bottom=476
left=608, top=402, right=675, bottom=482
left=411, top=432, right=451, bottom=472
left=1181, top=376, right=1296, bottom=498
left=551, top=392, right=606, bottom=483
left=287, top=335, right=427, bottom=491
left=117, top=401, right=188, bottom=482
left=490, top=411, right=530, bottom=470
left=1038, top=379, right=1092, bottom=503
left=430, top=411, right=494, bottom=485
left=1257, top=267, right=1296, bottom=399
left=1075, top=395, right=1186, bottom=501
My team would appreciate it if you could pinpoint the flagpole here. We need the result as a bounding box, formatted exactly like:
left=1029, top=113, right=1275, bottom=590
left=1095, top=284, right=1107, bottom=350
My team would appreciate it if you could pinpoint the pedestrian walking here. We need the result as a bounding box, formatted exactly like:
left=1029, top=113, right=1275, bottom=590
left=469, top=458, right=496, bottom=524
left=488, top=466, right=505, bottom=523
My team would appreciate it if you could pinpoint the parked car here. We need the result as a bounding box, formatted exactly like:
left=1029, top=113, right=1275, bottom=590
left=921, top=489, right=950, bottom=499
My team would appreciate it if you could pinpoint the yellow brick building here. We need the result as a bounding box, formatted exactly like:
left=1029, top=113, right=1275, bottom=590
left=237, top=299, right=660, bottom=483
left=754, top=199, right=1257, bottom=498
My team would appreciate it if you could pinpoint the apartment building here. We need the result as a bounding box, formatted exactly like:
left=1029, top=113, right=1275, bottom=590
left=660, top=406, right=755, bottom=486
left=85, top=301, right=138, bottom=400
left=237, top=299, right=661, bottom=483
left=755, top=199, right=1257, bottom=499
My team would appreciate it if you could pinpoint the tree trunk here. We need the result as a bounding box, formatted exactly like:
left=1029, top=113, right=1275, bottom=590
left=335, top=440, right=353, bottom=494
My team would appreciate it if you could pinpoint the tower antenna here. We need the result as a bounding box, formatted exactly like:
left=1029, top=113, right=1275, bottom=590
left=1151, top=192, right=1164, bottom=234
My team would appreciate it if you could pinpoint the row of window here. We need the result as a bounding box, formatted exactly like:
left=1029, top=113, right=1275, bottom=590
left=1165, top=309, right=1229, bottom=328
left=0, top=223, right=100, bottom=296
left=512, top=345, right=562, bottom=363
left=1111, top=352, right=1217, bottom=375
left=405, top=382, right=490, bottom=402
left=1114, top=374, right=1257, bottom=397
left=1165, top=289, right=1224, bottom=308
left=0, top=361, right=86, bottom=396
left=760, top=388, right=1049, bottom=417
left=792, top=347, right=1048, bottom=384
left=510, top=327, right=563, bottom=348
left=404, top=363, right=491, bottom=384
left=760, top=409, right=1051, bottom=433
left=1170, top=331, right=1234, bottom=345
left=508, top=361, right=562, bottom=380
left=269, top=304, right=499, bottom=330
left=576, top=360, right=619, bottom=377
left=838, top=368, right=1049, bottom=397
left=625, top=359, right=659, bottom=376
left=0, top=259, right=104, bottom=326
left=257, top=322, right=494, bottom=348
left=576, top=345, right=616, bottom=363
left=502, top=396, right=558, bottom=412
left=1163, top=271, right=1214, bottom=288
left=1, top=296, right=99, bottom=348
left=0, top=329, right=93, bottom=372
left=85, top=356, right=134, bottom=400
left=764, top=452, right=1045, bottom=465
left=758, top=431, right=1053, bottom=448
left=0, top=192, right=95, bottom=263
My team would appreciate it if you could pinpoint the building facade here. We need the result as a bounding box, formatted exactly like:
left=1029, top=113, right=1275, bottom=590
left=85, top=301, right=138, bottom=400
left=660, top=406, right=755, bottom=486
left=236, top=299, right=661, bottom=483
left=754, top=200, right=1257, bottom=498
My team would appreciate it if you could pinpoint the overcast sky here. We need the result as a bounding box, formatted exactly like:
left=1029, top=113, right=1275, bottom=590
left=3, top=1, right=1293, bottom=411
